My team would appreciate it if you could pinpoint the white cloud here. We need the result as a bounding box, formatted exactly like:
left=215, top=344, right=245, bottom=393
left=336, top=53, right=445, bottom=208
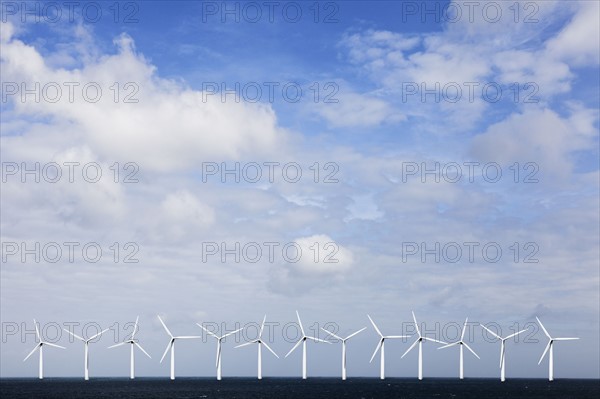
left=0, top=22, right=289, bottom=173
left=469, top=105, right=598, bottom=179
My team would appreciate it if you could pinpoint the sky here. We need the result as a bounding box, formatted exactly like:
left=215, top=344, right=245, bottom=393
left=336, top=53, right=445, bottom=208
left=0, top=0, right=599, bottom=380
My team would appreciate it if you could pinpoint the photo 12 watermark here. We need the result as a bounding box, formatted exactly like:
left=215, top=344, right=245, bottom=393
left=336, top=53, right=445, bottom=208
left=201, top=241, right=340, bottom=264
left=399, top=161, right=539, bottom=184
left=1, top=1, right=140, bottom=24
left=199, top=1, right=340, bottom=24
left=200, top=81, right=339, bottom=104
left=200, top=161, right=339, bottom=184
left=1, top=82, right=139, bottom=104
left=1, top=241, right=140, bottom=264
left=399, top=1, right=540, bottom=24
left=400, top=241, right=540, bottom=264
left=1, top=161, right=139, bottom=184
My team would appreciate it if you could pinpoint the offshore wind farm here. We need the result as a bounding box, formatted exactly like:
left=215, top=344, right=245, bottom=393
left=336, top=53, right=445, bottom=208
left=1, top=1, right=598, bottom=398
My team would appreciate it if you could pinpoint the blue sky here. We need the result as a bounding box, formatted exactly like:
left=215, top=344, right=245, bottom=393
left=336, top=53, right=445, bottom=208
left=1, top=1, right=599, bottom=380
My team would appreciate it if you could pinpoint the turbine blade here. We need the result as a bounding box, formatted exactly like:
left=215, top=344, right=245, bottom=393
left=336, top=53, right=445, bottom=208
left=438, top=342, right=459, bottom=350
left=554, top=337, right=579, bottom=341
left=401, top=338, right=419, bottom=359
left=262, top=342, right=279, bottom=358
left=44, top=342, right=66, bottom=349
left=296, top=311, right=305, bottom=336
left=285, top=339, right=303, bottom=358
left=88, top=327, right=110, bottom=342
left=33, top=319, right=40, bottom=342
left=108, top=342, right=127, bottom=349
left=321, top=328, right=343, bottom=341
left=222, top=328, right=243, bottom=339
left=23, top=344, right=41, bottom=361
left=196, top=323, right=219, bottom=339
left=306, top=337, right=331, bottom=344
left=345, top=327, right=367, bottom=340
left=160, top=340, right=172, bottom=363
left=536, top=317, right=552, bottom=339
left=131, top=316, right=140, bottom=340
left=367, top=315, right=382, bottom=337
left=538, top=341, right=551, bottom=365
left=385, top=335, right=410, bottom=339
left=463, top=342, right=480, bottom=359
left=499, top=341, right=505, bottom=369
left=480, top=324, right=502, bottom=340
left=505, top=328, right=528, bottom=340
left=157, top=315, right=173, bottom=337
left=424, top=337, right=447, bottom=345
left=175, top=336, right=202, bottom=339
left=135, top=342, right=152, bottom=359
left=369, top=339, right=383, bottom=363
left=412, top=311, right=421, bottom=336
left=259, top=315, right=267, bottom=338
left=235, top=341, right=255, bottom=349
left=63, top=328, right=85, bottom=342
left=307, top=336, right=330, bottom=344
left=461, top=317, right=469, bottom=341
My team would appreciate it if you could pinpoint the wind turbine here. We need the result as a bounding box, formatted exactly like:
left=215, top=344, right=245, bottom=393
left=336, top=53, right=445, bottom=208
left=235, top=315, right=279, bottom=379
left=367, top=315, right=409, bottom=380
left=536, top=317, right=579, bottom=381
left=23, top=319, right=65, bottom=379
left=158, top=315, right=201, bottom=380
left=197, top=323, right=243, bottom=380
left=285, top=311, right=331, bottom=379
left=108, top=316, right=152, bottom=379
left=401, top=311, right=447, bottom=380
left=437, top=317, right=480, bottom=379
left=480, top=324, right=528, bottom=382
left=321, top=325, right=366, bottom=380
left=63, top=326, right=109, bottom=380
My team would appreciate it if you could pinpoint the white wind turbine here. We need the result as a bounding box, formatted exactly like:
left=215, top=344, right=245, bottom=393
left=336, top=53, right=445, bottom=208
left=367, top=315, right=409, bottom=380
left=235, top=315, right=279, bottom=379
left=158, top=315, right=201, bottom=380
left=23, top=319, right=65, bottom=379
left=480, top=324, right=528, bottom=382
left=197, top=323, right=243, bottom=380
left=437, top=317, right=480, bottom=379
left=321, top=326, right=366, bottom=380
left=401, top=311, right=447, bottom=380
left=63, top=326, right=109, bottom=380
left=536, top=317, right=579, bottom=381
left=108, top=316, right=152, bottom=379
left=285, top=311, right=331, bottom=379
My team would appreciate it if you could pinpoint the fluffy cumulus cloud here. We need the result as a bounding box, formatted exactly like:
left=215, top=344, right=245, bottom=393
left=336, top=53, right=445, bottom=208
left=336, top=0, right=599, bottom=130
left=1, top=23, right=287, bottom=173
left=470, top=105, right=599, bottom=179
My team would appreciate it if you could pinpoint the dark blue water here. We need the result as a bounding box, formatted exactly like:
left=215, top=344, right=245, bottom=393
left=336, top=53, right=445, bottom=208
left=1, top=378, right=599, bottom=398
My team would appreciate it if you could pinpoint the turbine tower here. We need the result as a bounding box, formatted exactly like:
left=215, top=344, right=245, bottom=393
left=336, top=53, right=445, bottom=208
left=285, top=311, right=330, bottom=379
left=108, top=316, right=152, bottom=379
left=23, top=319, right=65, bottom=379
left=480, top=324, right=528, bottom=382
left=197, top=323, right=243, bottom=380
left=437, top=317, right=480, bottom=379
left=158, top=315, right=201, bottom=380
left=401, top=311, right=447, bottom=380
left=321, top=326, right=366, bottom=380
left=367, top=315, right=409, bottom=380
left=235, top=315, right=279, bottom=379
left=536, top=317, right=579, bottom=381
left=63, top=326, right=109, bottom=380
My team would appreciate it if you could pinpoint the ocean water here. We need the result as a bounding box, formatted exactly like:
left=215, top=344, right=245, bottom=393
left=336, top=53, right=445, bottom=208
left=1, top=378, right=599, bottom=398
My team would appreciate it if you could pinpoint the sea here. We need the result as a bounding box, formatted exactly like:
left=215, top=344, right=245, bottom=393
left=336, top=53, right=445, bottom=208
left=1, top=377, right=599, bottom=398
